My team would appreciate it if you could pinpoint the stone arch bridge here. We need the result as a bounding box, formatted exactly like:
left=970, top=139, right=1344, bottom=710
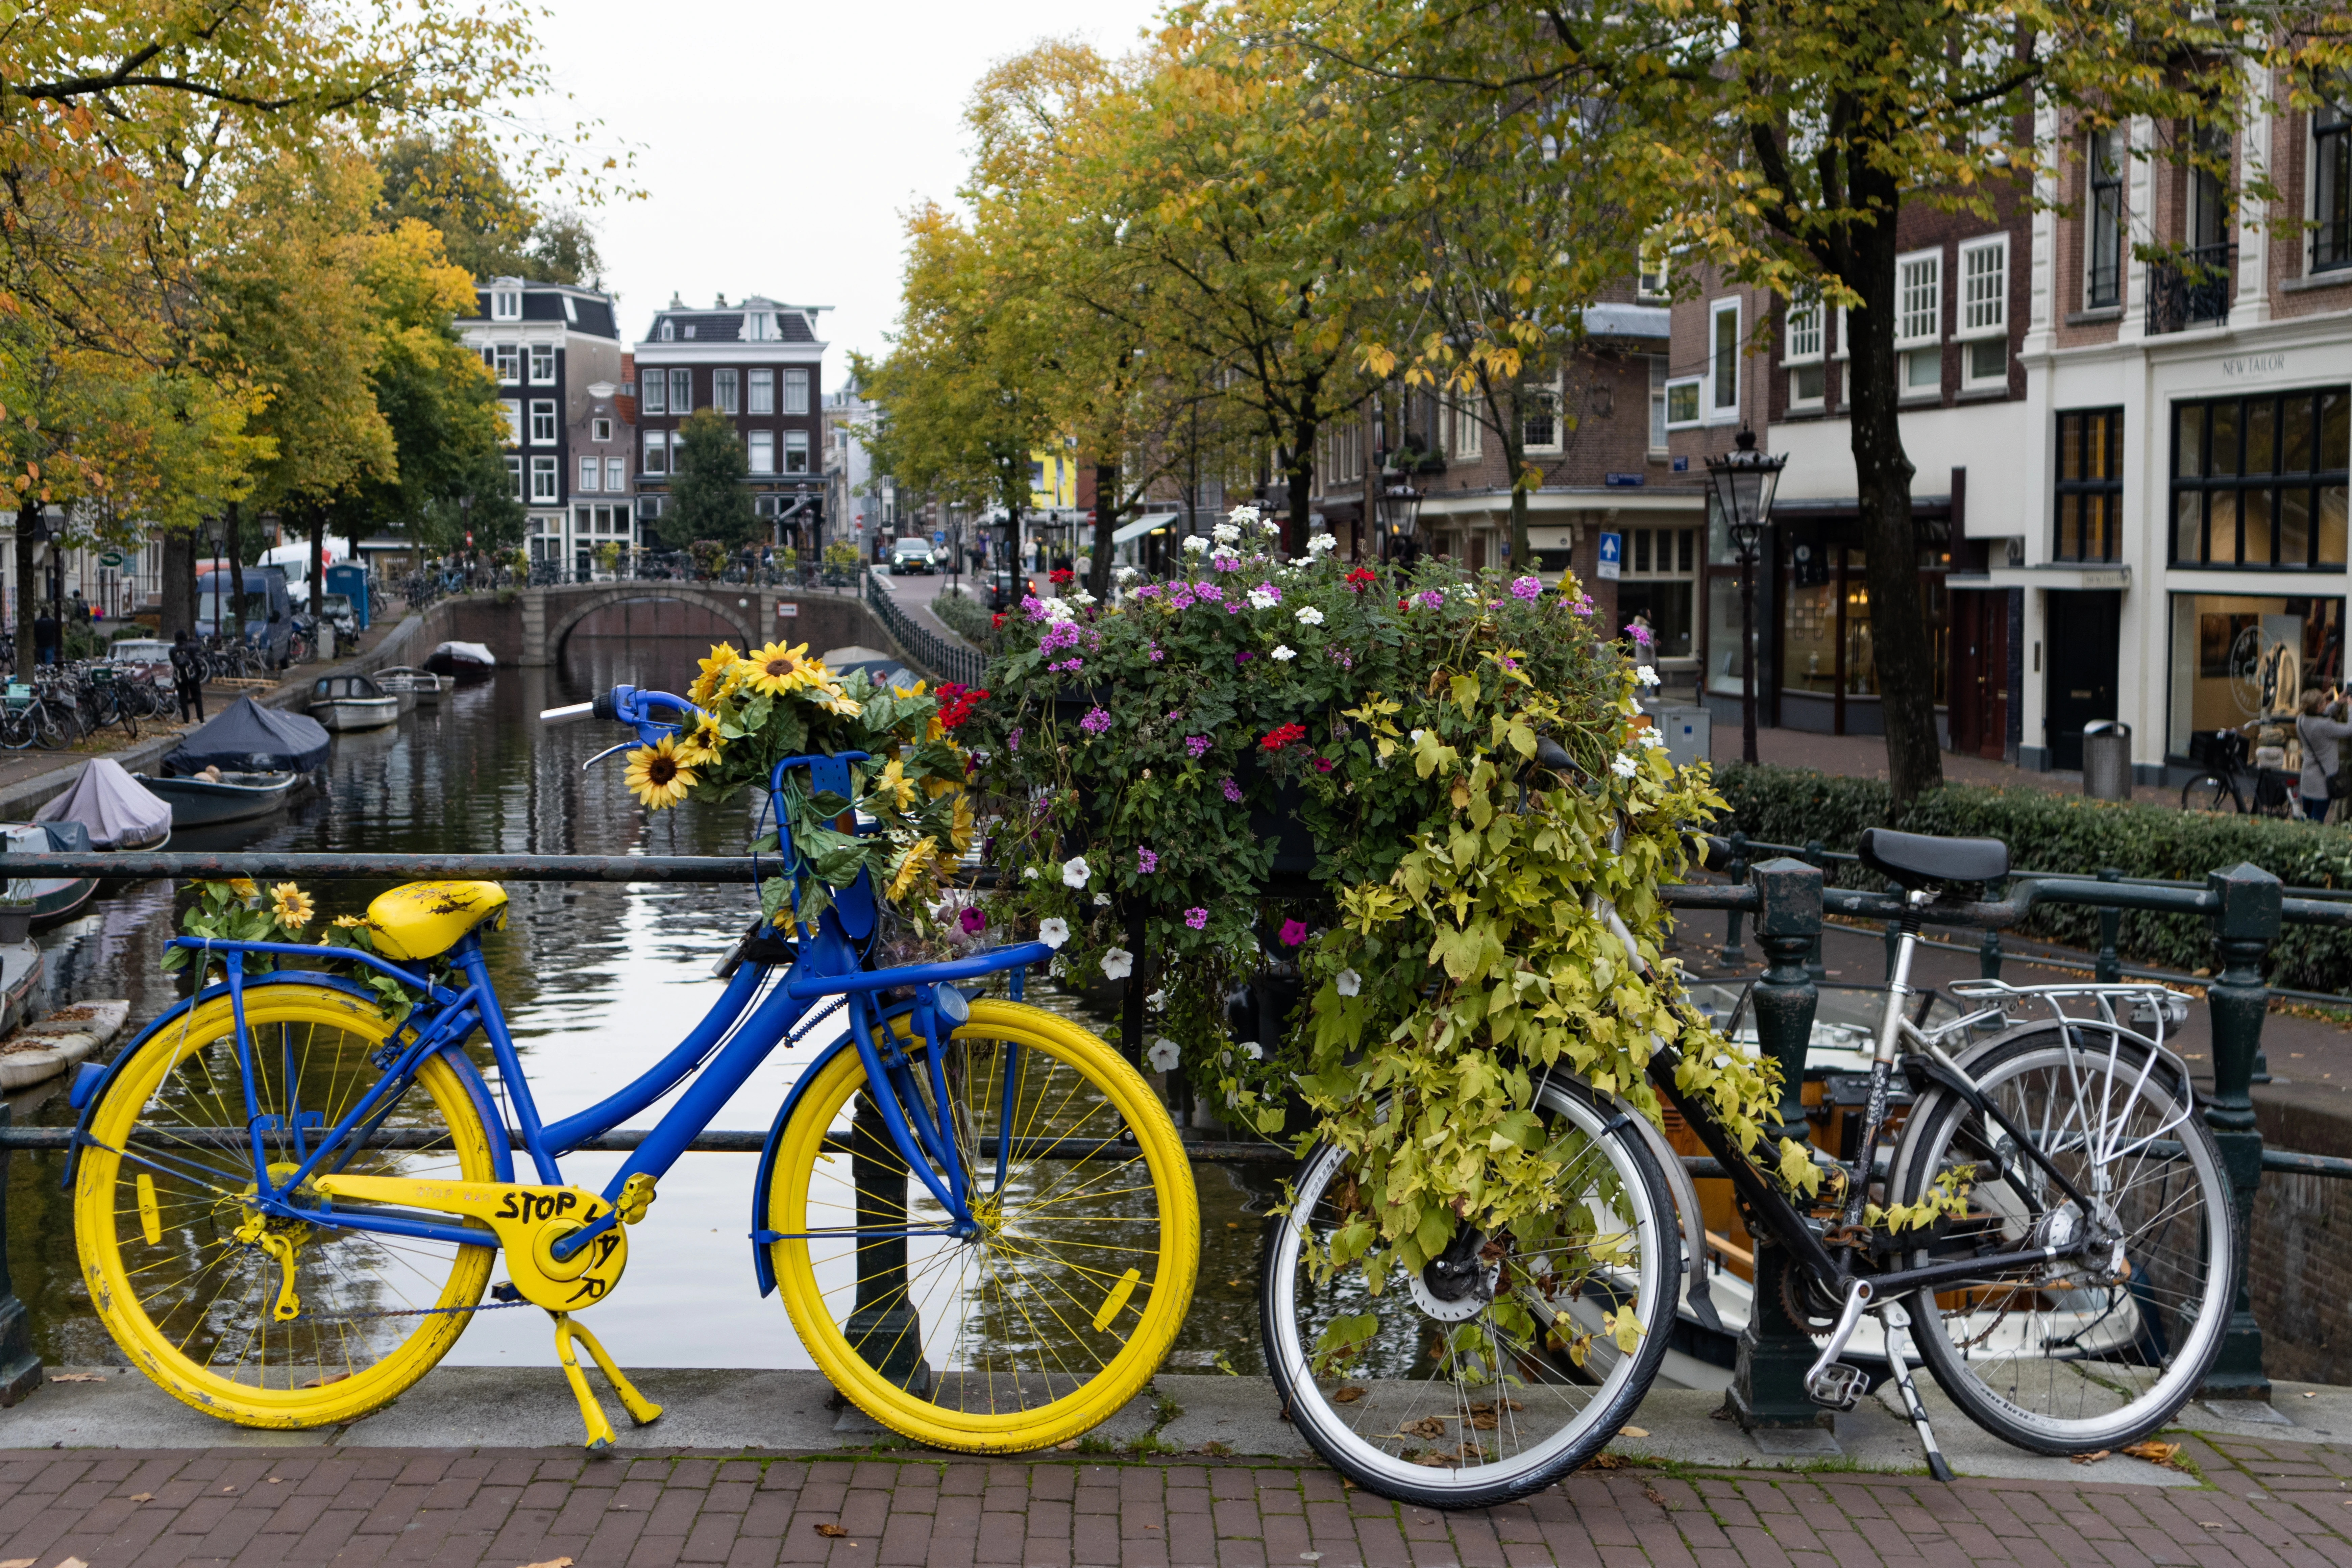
left=482, top=582, right=901, bottom=669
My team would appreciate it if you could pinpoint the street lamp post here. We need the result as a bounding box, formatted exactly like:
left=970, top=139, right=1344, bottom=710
left=1705, top=428, right=1787, bottom=766
left=1375, top=479, right=1422, bottom=573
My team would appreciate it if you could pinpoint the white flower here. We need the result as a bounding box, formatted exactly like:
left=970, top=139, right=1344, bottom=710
left=1021, top=866, right=1040, bottom=880
left=1066, top=587, right=1097, bottom=608
left=1336, top=968, right=1361, bottom=997
left=1061, top=855, right=1091, bottom=888
left=1634, top=664, right=1661, bottom=687
left=1147, top=1037, right=1181, bottom=1072
left=1636, top=727, right=1668, bottom=750
left=1039, top=597, right=1076, bottom=623
left=1146, top=988, right=1168, bottom=1010
left=1308, top=533, right=1338, bottom=554
left=1247, top=587, right=1278, bottom=611
left=1181, top=535, right=1210, bottom=555
left=1289, top=556, right=1316, bottom=569
left=1210, top=522, right=1242, bottom=546
left=1037, top=916, right=1070, bottom=948
left=1227, top=503, right=1262, bottom=525
left=1088, top=892, right=1107, bottom=907
left=1242, top=1041, right=1264, bottom=1060
left=1270, top=644, right=1296, bottom=662
left=1100, top=947, right=1135, bottom=980
left=1409, top=729, right=1426, bottom=745
left=1260, top=518, right=1282, bottom=535
left=1452, top=581, right=1479, bottom=599
left=1611, top=753, right=1639, bottom=779
left=1294, top=606, right=1325, bottom=627
left=1114, top=565, right=1140, bottom=583
left=1049, top=956, right=1066, bottom=976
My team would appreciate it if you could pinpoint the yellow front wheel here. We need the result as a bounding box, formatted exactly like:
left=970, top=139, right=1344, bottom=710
left=767, top=999, right=1197, bottom=1451
left=75, top=982, right=499, bottom=1428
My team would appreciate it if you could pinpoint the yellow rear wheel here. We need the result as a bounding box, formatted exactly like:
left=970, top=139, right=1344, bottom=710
left=767, top=999, right=1197, bottom=1451
left=75, top=982, right=498, bottom=1428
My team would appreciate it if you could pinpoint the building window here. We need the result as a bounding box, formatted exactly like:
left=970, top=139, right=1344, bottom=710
left=1785, top=303, right=1826, bottom=410
left=1708, top=299, right=1740, bottom=417
left=1896, top=248, right=1942, bottom=395
left=491, top=289, right=520, bottom=321
left=2054, top=408, right=2123, bottom=562
left=714, top=369, right=739, bottom=415
left=1648, top=358, right=1668, bottom=450
left=640, top=372, right=665, bottom=415
left=1665, top=377, right=1702, bottom=428
left=669, top=369, right=692, bottom=413
left=591, top=416, right=612, bottom=442
left=749, top=430, right=774, bottom=474
left=605, top=457, right=624, bottom=492
left=529, top=345, right=556, bottom=384
left=2172, top=387, right=2350, bottom=568
left=506, top=455, right=523, bottom=499
left=750, top=370, right=775, bottom=414
left=578, top=456, right=600, bottom=492
left=1616, top=526, right=1699, bottom=659
left=1958, top=235, right=2008, bottom=389
left=2316, top=79, right=2351, bottom=272
left=1522, top=380, right=1560, bottom=450
left=660, top=319, right=676, bottom=341
left=2088, top=126, right=2125, bottom=308
left=785, top=431, right=810, bottom=474
left=493, top=345, right=519, bottom=384
left=644, top=432, right=667, bottom=475
left=785, top=369, right=810, bottom=416
left=1637, top=246, right=1668, bottom=301
left=501, top=401, right=523, bottom=445
left=530, top=456, right=558, bottom=503
left=2171, top=595, right=2347, bottom=756
left=529, top=400, right=557, bottom=444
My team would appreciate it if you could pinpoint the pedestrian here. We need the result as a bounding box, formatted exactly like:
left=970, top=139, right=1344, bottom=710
left=170, top=629, right=204, bottom=723
left=2297, top=688, right=2352, bottom=825
left=32, top=606, right=59, bottom=668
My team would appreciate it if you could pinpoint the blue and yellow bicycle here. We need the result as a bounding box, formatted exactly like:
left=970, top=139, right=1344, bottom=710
left=68, top=685, right=1197, bottom=1450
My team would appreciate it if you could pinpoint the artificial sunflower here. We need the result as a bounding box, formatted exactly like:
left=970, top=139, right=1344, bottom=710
left=877, top=757, right=918, bottom=811
left=688, top=644, right=743, bottom=707
left=623, top=734, right=698, bottom=810
left=331, top=914, right=373, bottom=930
left=949, top=791, right=977, bottom=853
left=270, top=883, right=314, bottom=930
left=813, top=683, right=863, bottom=718
left=227, top=877, right=259, bottom=901
left=743, top=640, right=818, bottom=697
left=886, top=837, right=938, bottom=902
left=677, top=713, right=727, bottom=767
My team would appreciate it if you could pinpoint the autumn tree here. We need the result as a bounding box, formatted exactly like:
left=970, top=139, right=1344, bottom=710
left=378, top=133, right=606, bottom=286
left=665, top=408, right=757, bottom=550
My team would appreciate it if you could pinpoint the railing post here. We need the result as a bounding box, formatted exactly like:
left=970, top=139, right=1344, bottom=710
left=0, top=1107, right=39, bottom=1407
left=2096, top=867, right=2123, bottom=984
left=2200, top=862, right=2280, bottom=1404
left=1802, top=840, right=1827, bottom=980
left=844, top=1092, right=933, bottom=1398
left=1719, top=831, right=1751, bottom=967
left=1978, top=927, right=2003, bottom=980
left=1729, top=856, right=1827, bottom=1434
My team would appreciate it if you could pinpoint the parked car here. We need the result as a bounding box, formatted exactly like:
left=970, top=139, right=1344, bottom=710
left=195, top=566, right=296, bottom=667
left=984, top=571, right=1031, bottom=613
left=890, top=542, right=935, bottom=575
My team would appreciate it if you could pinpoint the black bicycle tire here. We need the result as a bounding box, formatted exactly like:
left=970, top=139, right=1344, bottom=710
left=2179, top=775, right=2238, bottom=812
left=1263, top=1083, right=1678, bottom=1509
left=1886, top=1026, right=2234, bottom=1455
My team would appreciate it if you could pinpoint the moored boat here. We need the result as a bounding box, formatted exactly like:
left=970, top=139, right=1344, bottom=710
left=373, top=665, right=445, bottom=707
left=424, top=640, right=496, bottom=682
left=309, top=672, right=400, bottom=732
left=34, top=759, right=171, bottom=852
left=133, top=770, right=300, bottom=828
left=0, top=823, right=96, bottom=929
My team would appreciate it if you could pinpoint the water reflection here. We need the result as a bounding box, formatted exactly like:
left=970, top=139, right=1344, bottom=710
left=8, top=638, right=1285, bottom=1373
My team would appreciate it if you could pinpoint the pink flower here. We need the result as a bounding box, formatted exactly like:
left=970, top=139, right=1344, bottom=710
left=1184, top=906, right=1208, bottom=930
left=959, top=905, right=988, bottom=935
left=1627, top=621, right=1655, bottom=645
left=1185, top=735, right=1212, bottom=758
left=1511, top=574, right=1542, bottom=599
left=1278, top=918, right=1308, bottom=946
left=1313, top=756, right=1336, bottom=773
left=1080, top=706, right=1112, bottom=735
left=1221, top=777, right=1242, bottom=804
left=1414, top=589, right=1444, bottom=611
left=1137, top=847, right=1158, bottom=874
left=1569, top=593, right=1595, bottom=617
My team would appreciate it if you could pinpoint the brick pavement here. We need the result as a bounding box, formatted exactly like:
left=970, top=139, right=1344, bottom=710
left=2, top=1428, right=2350, bottom=1568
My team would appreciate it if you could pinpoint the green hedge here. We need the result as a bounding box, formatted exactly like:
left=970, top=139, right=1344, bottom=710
left=1709, top=764, right=2352, bottom=994
left=929, top=586, right=1002, bottom=656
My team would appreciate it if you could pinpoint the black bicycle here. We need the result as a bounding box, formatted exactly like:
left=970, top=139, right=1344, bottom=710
left=2180, top=728, right=2294, bottom=816
left=1263, top=826, right=2234, bottom=1506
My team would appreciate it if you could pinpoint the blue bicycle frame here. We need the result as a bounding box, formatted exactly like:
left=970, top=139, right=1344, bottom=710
left=124, top=689, right=1048, bottom=1272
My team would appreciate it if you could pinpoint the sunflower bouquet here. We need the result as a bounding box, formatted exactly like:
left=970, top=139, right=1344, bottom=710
left=623, top=640, right=975, bottom=931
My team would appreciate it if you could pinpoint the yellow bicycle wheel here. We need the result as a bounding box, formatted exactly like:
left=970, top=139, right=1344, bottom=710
left=76, top=981, right=498, bottom=1428
left=768, top=999, right=1197, bottom=1452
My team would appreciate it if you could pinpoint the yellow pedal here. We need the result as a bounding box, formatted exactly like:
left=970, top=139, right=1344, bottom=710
left=617, top=1173, right=657, bottom=1225
left=312, top=1175, right=629, bottom=1312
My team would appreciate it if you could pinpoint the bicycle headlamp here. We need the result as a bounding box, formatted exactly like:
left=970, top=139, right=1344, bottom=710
left=933, top=983, right=971, bottom=1025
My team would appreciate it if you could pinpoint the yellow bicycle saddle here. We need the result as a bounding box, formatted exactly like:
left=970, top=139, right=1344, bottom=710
left=364, top=880, right=509, bottom=960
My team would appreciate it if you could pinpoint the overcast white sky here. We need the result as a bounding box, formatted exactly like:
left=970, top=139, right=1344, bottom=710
left=530, top=0, right=1167, bottom=379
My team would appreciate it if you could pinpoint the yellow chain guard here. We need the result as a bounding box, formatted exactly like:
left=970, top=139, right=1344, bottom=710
left=311, top=1175, right=629, bottom=1311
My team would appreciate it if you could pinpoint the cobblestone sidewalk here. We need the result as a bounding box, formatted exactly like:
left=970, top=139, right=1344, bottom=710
left=1, top=1428, right=2349, bottom=1568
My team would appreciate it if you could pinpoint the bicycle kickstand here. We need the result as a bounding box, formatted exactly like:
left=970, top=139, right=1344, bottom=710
left=551, top=1310, right=664, bottom=1450
left=1877, top=1299, right=1956, bottom=1484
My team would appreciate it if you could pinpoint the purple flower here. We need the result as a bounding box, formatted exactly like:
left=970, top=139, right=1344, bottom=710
left=1148, top=643, right=1165, bottom=662
left=1569, top=593, right=1595, bottom=617
left=1184, top=906, right=1209, bottom=930
left=1169, top=584, right=1197, bottom=610
left=1414, top=589, right=1444, bottom=611
left=1137, top=847, right=1159, bottom=874
left=1194, top=583, right=1225, bottom=603
left=1278, top=918, right=1308, bottom=947
left=1007, top=726, right=1023, bottom=751
left=959, top=905, right=988, bottom=935
left=1080, top=706, right=1112, bottom=736
left=1221, top=777, right=1242, bottom=804
left=1022, top=595, right=1048, bottom=622
left=1252, top=581, right=1280, bottom=604
left=1211, top=555, right=1242, bottom=572
left=1184, top=735, right=1211, bottom=759
left=1235, top=650, right=1253, bottom=664
left=1048, top=658, right=1084, bottom=674
left=1134, top=584, right=1161, bottom=599
left=1627, top=621, right=1655, bottom=645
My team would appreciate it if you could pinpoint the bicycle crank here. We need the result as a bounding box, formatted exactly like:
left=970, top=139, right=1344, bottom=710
left=312, top=1176, right=632, bottom=1312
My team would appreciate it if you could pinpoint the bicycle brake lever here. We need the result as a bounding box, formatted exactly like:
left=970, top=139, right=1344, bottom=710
left=581, top=741, right=636, bottom=773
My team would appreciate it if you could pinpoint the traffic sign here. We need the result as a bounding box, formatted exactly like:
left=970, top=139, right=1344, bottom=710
left=1596, top=531, right=1622, bottom=580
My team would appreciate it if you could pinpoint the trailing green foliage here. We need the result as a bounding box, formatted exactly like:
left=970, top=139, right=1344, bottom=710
left=1712, top=764, right=2352, bottom=993
left=929, top=586, right=1005, bottom=654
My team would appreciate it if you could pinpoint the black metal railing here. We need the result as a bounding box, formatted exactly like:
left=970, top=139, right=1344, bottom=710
left=2146, top=242, right=2235, bottom=334
left=862, top=570, right=986, bottom=688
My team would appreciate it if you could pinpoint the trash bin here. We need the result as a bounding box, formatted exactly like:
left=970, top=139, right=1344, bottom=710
left=2082, top=719, right=2132, bottom=800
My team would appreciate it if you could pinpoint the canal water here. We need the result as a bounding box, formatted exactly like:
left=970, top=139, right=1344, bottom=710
left=7, top=637, right=1279, bottom=1375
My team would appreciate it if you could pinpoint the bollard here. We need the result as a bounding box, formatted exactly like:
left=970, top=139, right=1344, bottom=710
left=0, top=1106, right=38, bottom=1407
left=1728, top=857, right=1828, bottom=1431
left=2199, top=862, right=2280, bottom=1403
left=844, top=1092, right=933, bottom=1398
left=1978, top=927, right=2003, bottom=980
left=1720, top=831, right=1752, bottom=967
left=2096, top=868, right=2123, bottom=984
left=1802, top=841, right=1828, bottom=980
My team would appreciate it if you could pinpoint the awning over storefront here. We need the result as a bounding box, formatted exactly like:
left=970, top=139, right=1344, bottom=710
left=1111, top=512, right=1180, bottom=545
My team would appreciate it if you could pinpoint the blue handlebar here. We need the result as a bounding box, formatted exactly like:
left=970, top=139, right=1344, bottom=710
left=603, top=684, right=705, bottom=746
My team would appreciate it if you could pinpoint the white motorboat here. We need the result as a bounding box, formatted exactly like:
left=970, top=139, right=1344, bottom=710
left=373, top=665, right=446, bottom=707
left=425, top=641, right=496, bottom=682
left=310, top=673, right=400, bottom=732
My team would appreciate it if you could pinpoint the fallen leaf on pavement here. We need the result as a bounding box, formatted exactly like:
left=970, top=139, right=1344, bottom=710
left=2071, top=1450, right=2110, bottom=1465
left=46, top=1374, right=103, bottom=1383
left=2121, top=1440, right=2183, bottom=1470
left=127, top=1494, right=152, bottom=1503
left=1620, top=1426, right=1649, bottom=1438
left=1331, top=1387, right=1366, bottom=1404
left=515, top=1560, right=573, bottom=1568
left=0, top=1558, right=35, bottom=1567
left=1056, top=1440, right=1079, bottom=1451
left=815, top=1523, right=848, bottom=1538
left=1580, top=1453, right=1632, bottom=1471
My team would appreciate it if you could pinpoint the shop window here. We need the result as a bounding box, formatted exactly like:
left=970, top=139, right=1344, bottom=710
left=2054, top=408, right=2123, bottom=562
left=2171, top=387, right=2349, bottom=568
left=2170, top=594, right=2346, bottom=757
left=1615, top=526, right=1699, bottom=660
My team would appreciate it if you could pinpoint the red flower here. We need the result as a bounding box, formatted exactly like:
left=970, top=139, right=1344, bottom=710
left=990, top=612, right=1006, bottom=628
left=1397, top=596, right=1409, bottom=611
left=1261, top=721, right=1308, bottom=752
left=1049, top=568, right=1074, bottom=585
left=1313, top=756, right=1336, bottom=772
left=1347, top=567, right=1376, bottom=592
left=936, top=683, right=990, bottom=730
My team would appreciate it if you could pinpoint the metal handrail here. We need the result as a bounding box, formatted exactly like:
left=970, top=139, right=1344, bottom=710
left=862, top=570, right=985, bottom=688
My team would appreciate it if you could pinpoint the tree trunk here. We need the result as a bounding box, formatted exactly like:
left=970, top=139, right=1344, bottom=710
left=159, top=528, right=195, bottom=642
left=13, top=501, right=36, bottom=672
left=1284, top=416, right=1319, bottom=559
left=226, top=499, right=246, bottom=643
left=1087, top=463, right=1119, bottom=600
left=1845, top=218, right=1945, bottom=813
